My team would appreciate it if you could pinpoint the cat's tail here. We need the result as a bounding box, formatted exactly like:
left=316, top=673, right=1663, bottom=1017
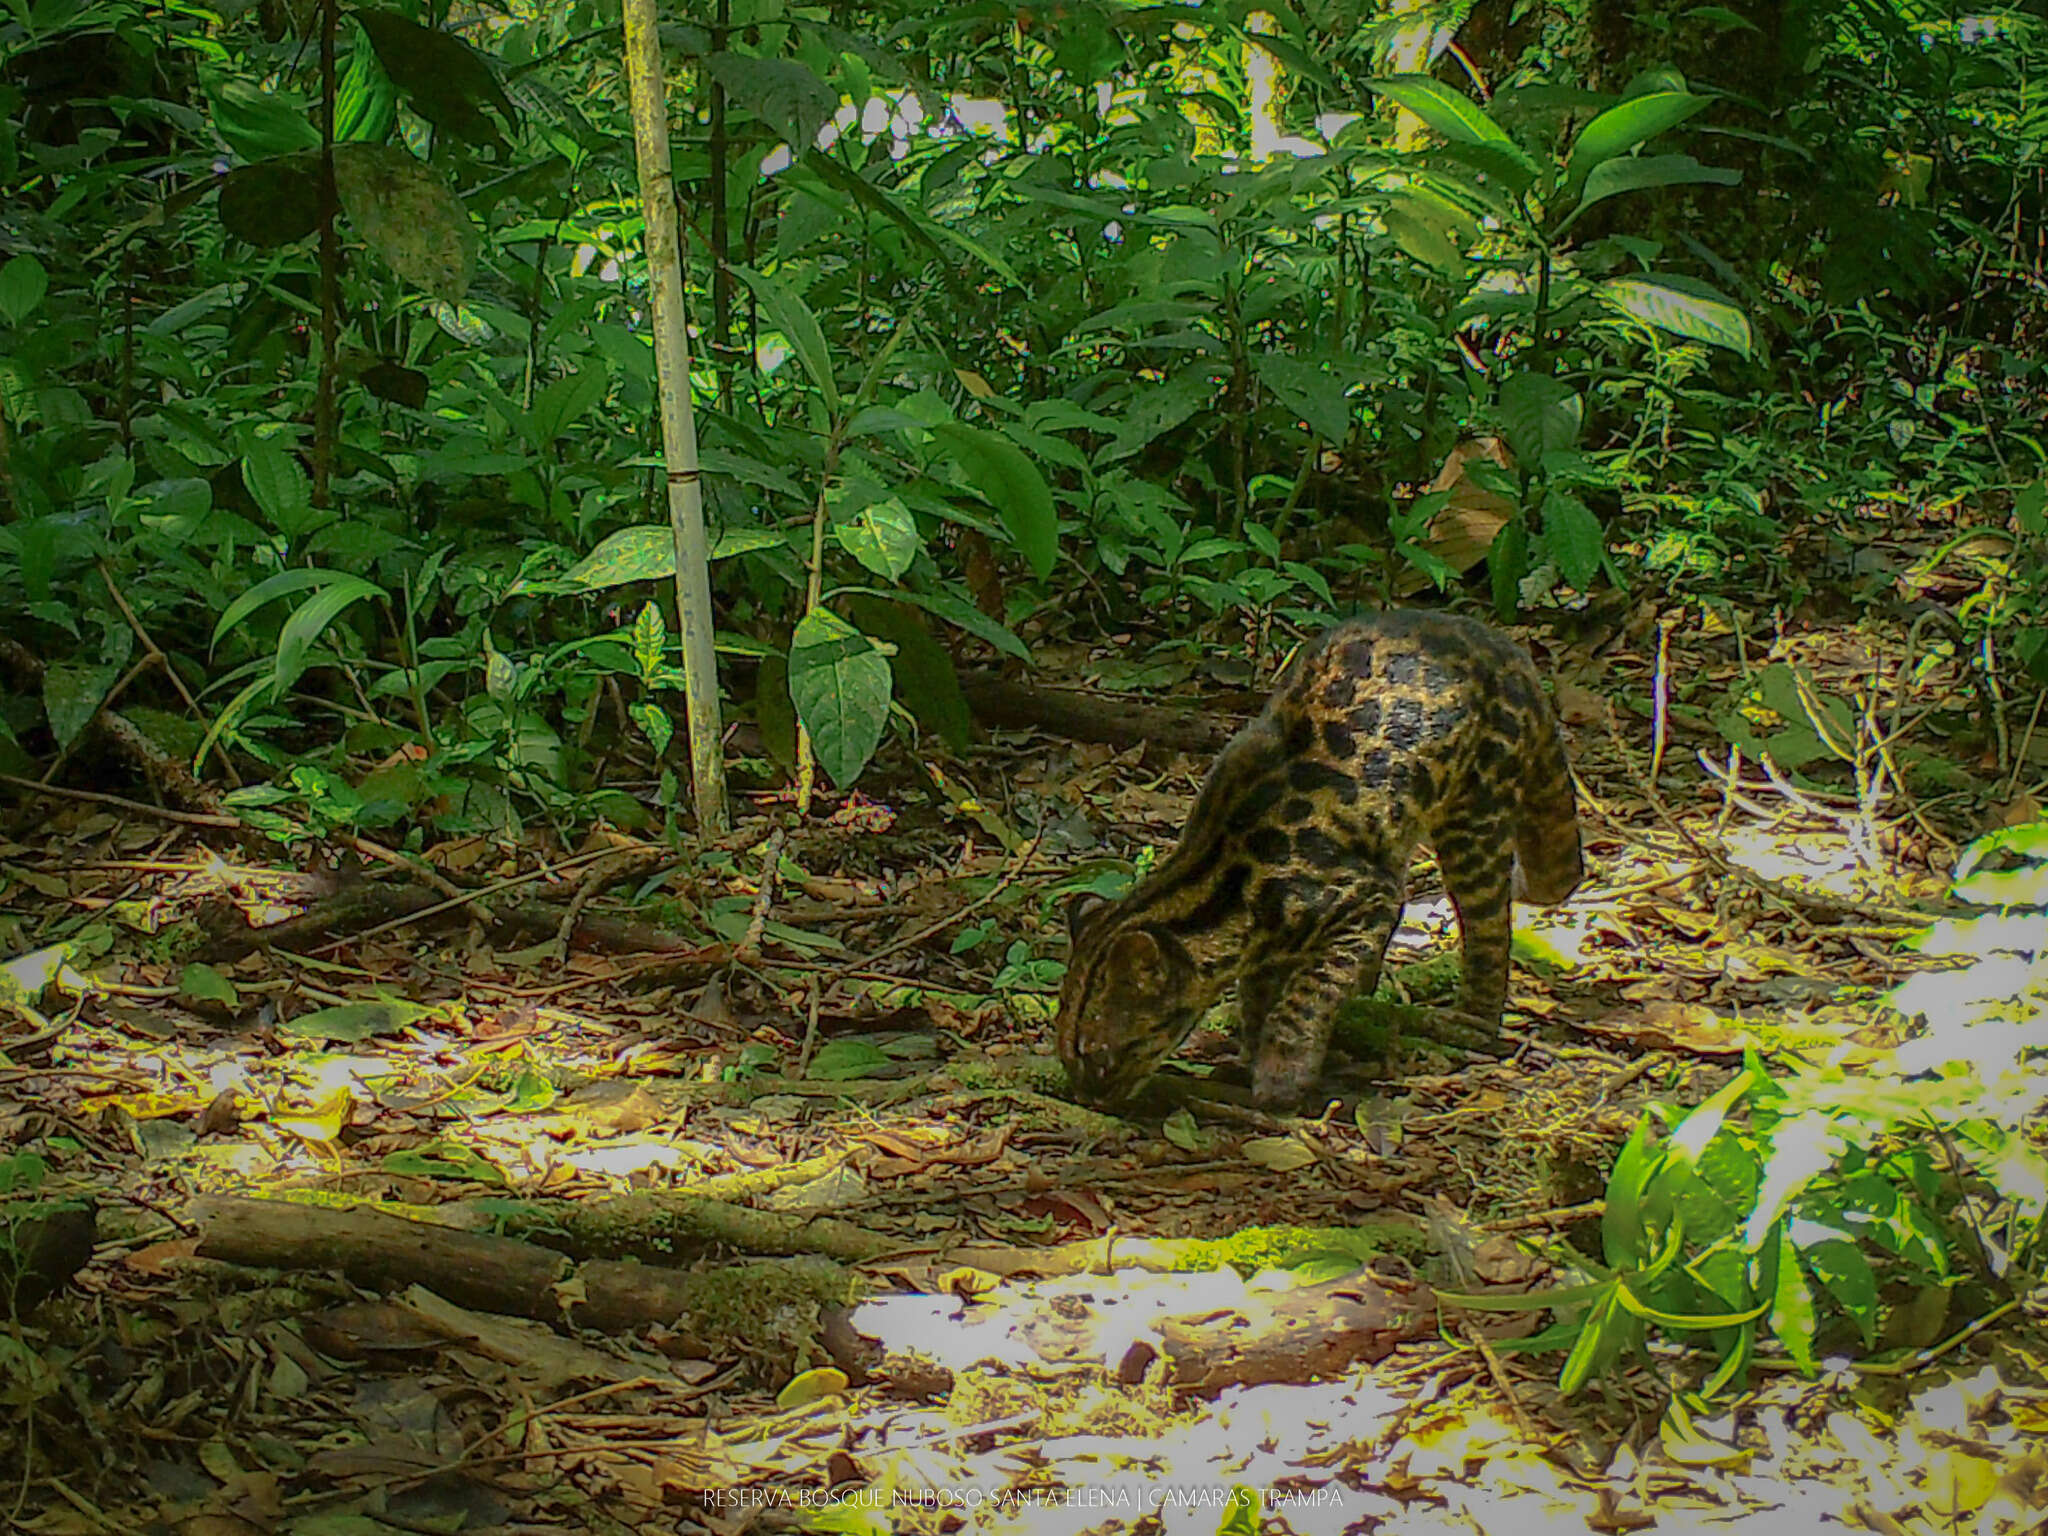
left=1512, top=711, right=1584, bottom=905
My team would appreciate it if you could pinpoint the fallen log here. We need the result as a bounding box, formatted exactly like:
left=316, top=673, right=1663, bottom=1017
left=194, top=1196, right=856, bottom=1352
left=958, top=670, right=1239, bottom=754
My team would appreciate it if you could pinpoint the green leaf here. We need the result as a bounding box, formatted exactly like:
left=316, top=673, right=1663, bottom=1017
left=281, top=999, right=427, bottom=1042
left=352, top=9, right=515, bottom=146
left=526, top=363, right=608, bottom=447
left=381, top=1143, right=506, bottom=1184
left=1603, top=1118, right=1659, bottom=1270
left=928, top=423, right=1058, bottom=580
left=731, top=264, right=840, bottom=413
left=201, top=68, right=321, bottom=161
left=272, top=575, right=386, bottom=697
left=1252, top=354, right=1356, bottom=442
left=1099, top=367, right=1223, bottom=463
left=1567, top=93, right=1711, bottom=187
left=808, top=1040, right=892, bottom=1081
left=1487, top=515, right=1528, bottom=622
left=1543, top=492, right=1605, bottom=591
left=218, top=155, right=321, bottom=248
left=178, top=963, right=240, bottom=1007
left=846, top=596, right=973, bottom=752
left=333, top=143, right=479, bottom=303
left=214, top=568, right=349, bottom=647
left=242, top=438, right=312, bottom=535
left=1366, top=74, right=1515, bottom=148
left=2016, top=480, right=2047, bottom=539
left=1499, top=374, right=1583, bottom=464
left=1799, top=1234, right=1879, bottom=1347
left=334, top=32, right=398, bottom=143
left=835, top=496, right=921, bottom=581
left=705, top=54, right=838, bottom=153
left=841, top=585, right=1029, bottom=664
left=554, top=525, right=785, bottom=592
left=1564, top=154, right=1741, bottom=230
left=0, top=254, right=50, bottom=324
left=43, top=664, right=118, bottom=750
left=788, top=607, right=892, bottom=787
left=1382, top=196, right=1471, bottom=277
left=1766, top=1226, right=1817, bottom=1375
left=1602, top=274, right=1752, bottom=357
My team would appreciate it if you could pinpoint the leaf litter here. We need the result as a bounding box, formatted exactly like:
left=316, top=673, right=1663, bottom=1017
left=0, top=606, right=2044, bottom=1534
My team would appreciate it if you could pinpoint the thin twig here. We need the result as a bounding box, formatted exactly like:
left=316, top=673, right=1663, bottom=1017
left=827, top=834, right=1044, bottom=983
left=1648, top=612, right=1673, bottom=786
left=308, top=843, right=638, bottom=952
left=0, top=771, right=238, bottom=828
left=736, top=825, right=790, bottom=963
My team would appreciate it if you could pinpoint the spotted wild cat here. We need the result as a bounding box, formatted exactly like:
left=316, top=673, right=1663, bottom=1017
left=1057, top=610, right=1583, bottom=1111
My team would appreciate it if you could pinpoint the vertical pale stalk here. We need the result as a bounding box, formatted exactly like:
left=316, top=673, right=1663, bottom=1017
left=621, top=0, right=728, bottom=834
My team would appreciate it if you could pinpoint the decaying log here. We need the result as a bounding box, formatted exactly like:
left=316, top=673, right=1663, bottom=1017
left=197, top=1197, right=575, bottom=1318
left=959, top=670, right=1239, bottom=754
left=196, top=1197, right=858, bottom=1381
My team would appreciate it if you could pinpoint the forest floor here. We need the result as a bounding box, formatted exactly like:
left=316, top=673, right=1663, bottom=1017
left=2, top=594, right=2045, bottom=1535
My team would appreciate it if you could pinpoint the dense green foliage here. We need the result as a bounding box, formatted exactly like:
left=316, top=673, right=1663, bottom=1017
left=1, top=0, right=2040, bottom=825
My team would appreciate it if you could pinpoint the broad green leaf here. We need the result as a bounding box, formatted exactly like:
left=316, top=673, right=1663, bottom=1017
left=1798, top=1234, right=1879, bottom=1347
left=333, top=143, right=479, bottom=302
left=840, top=585, right=1029, bottom=663
left=218, top=155, right=320, bottom=248
left=1567, top=93, right=1711, bottom=187
left=0, top=254, right=49, bottom=324
left=178, top=963, right=240, bottom=1007
left=835, top=496, right=921, bottom=580
left=630, top=699, right=674, bottom=758
left=1602, top=274, right=1752, bottom=357
left=281, top=999, right=428, bottom=1042
left=1604, top=1118, right=1659, bottom=1270
left=731, top=264, right=839, bottom=413
left=1100, top=366, right=1225, bottom=462
left=846, top=596, right=973, bottom=752
left=788, top=607, right=892, bottom=787
left=242, top=438, right=312, bottom=535
left=555, top=525, right=785, bottom=592
left=1766, top=1226, right=1816, bottom=1375
left=1564, top=154, right=1741, bottom=230
left=928, top=423, right=1058, bottom=580
left=334, top=33, right=398, bottom=142
left=352, top=9, right=515, bottom=146
left=1542, top=491, right=1604, bottom=591
left=1383, top=201, right=1469, bottom=277
left=1252, top=354, right=1356, bottom=442
left=706, top=54, right=838, bottom=153
left=273, top=575, right=386, bottom=696
left=1488, top=516, right=1528, bottom=622
left=1366, top=74, right=1515, bottom=148
left=526, top=363, right=608, bottom=447
left=43, top=664, right=118, bottom=750
left=1500, top=374, right=1583, bottom=464
left=808, top=1040, right=892, bottom=1081
left=381, top=1143, right=506, bottom=1184
left=201, top=69, right=321, bottom=160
